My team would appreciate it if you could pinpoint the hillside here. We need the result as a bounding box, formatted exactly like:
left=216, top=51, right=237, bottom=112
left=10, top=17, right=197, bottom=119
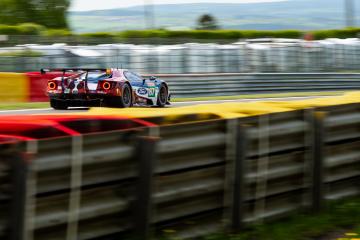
left=69, top=0, right=360, bottom=32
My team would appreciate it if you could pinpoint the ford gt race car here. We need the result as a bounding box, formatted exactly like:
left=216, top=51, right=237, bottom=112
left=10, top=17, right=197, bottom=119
left=42, top=68, right=170, bottom=109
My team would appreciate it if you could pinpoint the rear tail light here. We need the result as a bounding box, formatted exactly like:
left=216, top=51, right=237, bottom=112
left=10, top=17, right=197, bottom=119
left=102, top=81, right=111, bottom=90
left=48, top=81, right=57, bottom=90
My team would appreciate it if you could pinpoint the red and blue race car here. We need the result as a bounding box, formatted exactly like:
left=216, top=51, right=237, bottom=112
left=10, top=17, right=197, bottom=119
left=42, top=68, right=171, bottom=109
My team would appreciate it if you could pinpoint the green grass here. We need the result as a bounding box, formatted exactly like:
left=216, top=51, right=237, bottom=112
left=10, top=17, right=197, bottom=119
left=205, top=198, right=360, bottom=240
left=172, top=91, right=345, bottom=102
left=0, top=50, right=43, bottom=57
left=0, top=102, right=49, bottom=110
left=158, top=197, right=360, bottom=240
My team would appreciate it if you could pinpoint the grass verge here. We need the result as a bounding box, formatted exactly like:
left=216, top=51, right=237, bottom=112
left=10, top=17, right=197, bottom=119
left=172, top=91, right=345, bottom=102
left=196, top=197, right=360, bottom=240
left=0, top=102, right=49, bottom=110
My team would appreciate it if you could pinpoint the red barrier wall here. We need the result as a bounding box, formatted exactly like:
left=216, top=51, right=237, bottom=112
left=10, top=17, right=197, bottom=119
left=0, top=115, right=156, bottom=140
left=0, top=135, right=33, bottom=142
left=26, top=72, right=66, bottom=102
left=0, top=120, right=80, bottom=139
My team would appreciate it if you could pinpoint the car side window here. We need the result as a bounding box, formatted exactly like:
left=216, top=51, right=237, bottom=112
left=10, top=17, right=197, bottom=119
left=87, top=73, right=112, bottom=83
left=132, top=72, right=143, bottom=81
left=97, top=74, right=112, bottom=81
left=123, top=71, right=130, bottom=80
left=124, top=71, right=142, bottom=82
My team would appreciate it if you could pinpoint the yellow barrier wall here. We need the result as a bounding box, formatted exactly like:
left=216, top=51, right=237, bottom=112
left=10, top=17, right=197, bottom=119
left=88, top=106, right=245, bottom=124
left=0, top=73, right=28, bottom=102
left=87, top=102, right=292, bottom=123
left=259, top=92, right=360, bottom=110
left=64, top=91, right=360, bottom=122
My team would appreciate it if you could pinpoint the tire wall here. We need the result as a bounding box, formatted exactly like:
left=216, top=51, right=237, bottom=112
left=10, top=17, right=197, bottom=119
left=0, top=72, right=70, bottom=103
left=0, top=73, right=28, bottom=102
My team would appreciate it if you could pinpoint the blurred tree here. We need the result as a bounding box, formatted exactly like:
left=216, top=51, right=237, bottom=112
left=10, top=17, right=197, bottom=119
left=196, top=14, right=219, bottom=30
left=36, top=0, right=70, bottom=28
left=0, top=0, right=69, bottom=28
left=0, top=0, right=18, bottom=24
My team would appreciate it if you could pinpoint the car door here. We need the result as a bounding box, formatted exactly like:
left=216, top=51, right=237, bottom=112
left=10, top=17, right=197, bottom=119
left=124, top=71, right=156, bottom=99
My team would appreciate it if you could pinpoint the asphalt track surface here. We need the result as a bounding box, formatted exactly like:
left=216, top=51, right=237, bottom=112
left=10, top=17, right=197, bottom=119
left=0, top=96, right=323, bottom=115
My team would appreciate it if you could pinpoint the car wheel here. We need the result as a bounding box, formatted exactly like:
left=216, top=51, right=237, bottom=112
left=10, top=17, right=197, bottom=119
left=50, top=99, right=68, bottom=110
left=119, top=84, right=132, bottom=108
left=157, top=84, right=168, bottom=107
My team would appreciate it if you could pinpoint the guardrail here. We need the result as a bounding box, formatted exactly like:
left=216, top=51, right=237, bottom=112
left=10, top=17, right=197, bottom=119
left=155, top=73, right=360, bottom=97
left=2, top=72, right=360, bottom=102
left=0, top=102, right=359, bottom=240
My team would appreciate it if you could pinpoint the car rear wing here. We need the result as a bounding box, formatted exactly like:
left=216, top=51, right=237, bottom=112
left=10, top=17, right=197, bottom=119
left=41, top=68, right=108, bottom=74
left=41, top=68, right=109, bottom=94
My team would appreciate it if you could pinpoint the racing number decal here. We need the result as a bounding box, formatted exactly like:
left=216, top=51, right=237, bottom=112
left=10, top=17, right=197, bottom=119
left=148, top=87, right=156, bottom=97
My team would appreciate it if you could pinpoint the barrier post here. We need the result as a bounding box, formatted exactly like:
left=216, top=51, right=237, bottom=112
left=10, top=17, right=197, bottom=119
left=23, top=141, right=38, bottom=240
left=66, top=136, right=83, bottom=240
left=0, top=142, right=27, bottom=240
left=311, top=112, right=326, bottom=213
left=9, top=149, right=27, bottom=240
left=231, top=124, right=248, bottom=232
left=134, top=136, right=158, bottom=240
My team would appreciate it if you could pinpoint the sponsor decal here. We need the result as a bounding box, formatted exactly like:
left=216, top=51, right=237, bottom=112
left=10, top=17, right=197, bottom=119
left=137, top=88, right=148, bottom=95
left=148, top=87, right=156, bottom=97
left=146, top=82, right=155, bottom=87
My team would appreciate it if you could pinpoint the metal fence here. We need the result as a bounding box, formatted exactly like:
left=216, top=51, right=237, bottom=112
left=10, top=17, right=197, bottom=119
left=156, top=73, right=360, bottom=98
left=1, top=38, right=360, bottom=73
left=0, top=102, right=359, bottom=239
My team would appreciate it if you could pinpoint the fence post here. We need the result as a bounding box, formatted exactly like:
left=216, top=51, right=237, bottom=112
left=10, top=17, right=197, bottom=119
left=231, top=124, right=248, bottom=232
left=9, top=148, right=27, bottom=240
left=23, top=141, right=38, bottom=240
left=134, top=136, right=158, bottom=240
left=0, top=142, right=28, bottom=240
left=311, top=111, right=326, bottom=213
left=66, top=136, right=83, bottom=240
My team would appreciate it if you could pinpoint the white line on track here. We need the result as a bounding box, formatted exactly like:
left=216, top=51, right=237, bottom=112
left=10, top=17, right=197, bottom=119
left=0, top=108, right=53, bottom=113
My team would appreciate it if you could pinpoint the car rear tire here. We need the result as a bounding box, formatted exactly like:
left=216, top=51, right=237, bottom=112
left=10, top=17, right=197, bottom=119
left=50, top=99, right=68, bottom=110
left=157, top=84, right=168, bottom=107
left=107, top=84, right=132, bottom=108
left=119, top=84, right=132, bottom=108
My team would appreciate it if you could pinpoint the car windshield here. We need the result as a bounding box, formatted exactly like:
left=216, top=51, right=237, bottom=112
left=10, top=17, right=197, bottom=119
left=78, top=72, right=111, bottom=83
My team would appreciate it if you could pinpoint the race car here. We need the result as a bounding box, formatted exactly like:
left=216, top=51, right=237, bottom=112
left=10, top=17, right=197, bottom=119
left=42, top=68, right=170, bottom=109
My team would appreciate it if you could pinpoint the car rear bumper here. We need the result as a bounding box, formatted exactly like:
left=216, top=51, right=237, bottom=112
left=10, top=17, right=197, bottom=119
left=52, top=98, right=103, bottom=107
left=50, top=93, right=107, bottom=107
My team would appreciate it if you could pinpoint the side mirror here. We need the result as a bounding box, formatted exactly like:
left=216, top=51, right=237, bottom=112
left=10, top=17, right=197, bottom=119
left=150, top=76, right=156, bottom=81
